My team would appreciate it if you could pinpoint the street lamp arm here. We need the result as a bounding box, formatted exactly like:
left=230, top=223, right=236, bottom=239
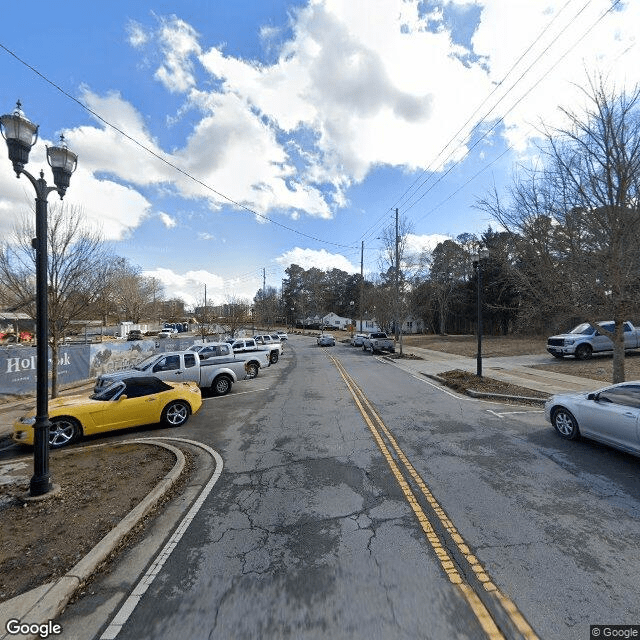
left=15, top=167, right=61, bottom=201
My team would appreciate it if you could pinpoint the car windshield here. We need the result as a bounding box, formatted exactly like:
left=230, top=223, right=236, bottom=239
left=90, top=380, right=125, bottom=401
left=133, top=355, right=159, bottom=371
left=569, top=323, right=595, bottom=335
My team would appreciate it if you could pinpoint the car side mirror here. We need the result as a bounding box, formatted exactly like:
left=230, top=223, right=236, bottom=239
left=587, top=392, right=596, bottom=401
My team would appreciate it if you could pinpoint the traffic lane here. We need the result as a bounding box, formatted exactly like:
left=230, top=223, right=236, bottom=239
left=336, top=346, right=640, bottom=639
left=113, top=335, right=491, bottom=640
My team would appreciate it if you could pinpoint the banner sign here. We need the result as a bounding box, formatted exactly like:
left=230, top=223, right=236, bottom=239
left=0, top=345, right=91, bottom=396
left=0, top=335, right=221, bottom=396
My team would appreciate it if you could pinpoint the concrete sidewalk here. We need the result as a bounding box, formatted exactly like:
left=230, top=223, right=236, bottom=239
left=384, top=346, right=604, bottom=396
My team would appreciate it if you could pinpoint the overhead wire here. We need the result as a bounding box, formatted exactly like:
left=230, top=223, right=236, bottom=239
left=0, top=0, right=628, bottom=266
left=407, top=0, right=624, bottom=227
left=0, top=42, right=358, bottom=251
left=357, top=0, right=582, bottom=244
left=358, top=0, right=624, bottom=245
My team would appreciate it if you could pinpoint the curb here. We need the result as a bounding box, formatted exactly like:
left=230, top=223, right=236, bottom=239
left=0, top=440, right=186, bottom=640
left=420, top=373, right=548, bottom=405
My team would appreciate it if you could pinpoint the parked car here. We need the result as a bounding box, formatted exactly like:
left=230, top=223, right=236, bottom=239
left=546, top=321, right=640, bottom=360
left=362, top=332, right=395, bottom=354
left=94, top=349, right=249, bottom=396
left=252, top=335, right=283, bottom=363
left=127, top=329, right=144, bottom=341
left=12, top=376, right=202, bottom=449
left=188, top=342, right=269, bottom=378
left=351, top=334, right=367, bottom=346
left=545, top=381, right=640, bottom=455
left=276, top=332, right=288, bottom=341
left=317, top=334, right=336, bottom=346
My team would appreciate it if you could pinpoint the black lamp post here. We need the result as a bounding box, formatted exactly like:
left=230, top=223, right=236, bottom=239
left=472, top=248, right=489, bottom=377
left=1, top=101, right=77, bottom=497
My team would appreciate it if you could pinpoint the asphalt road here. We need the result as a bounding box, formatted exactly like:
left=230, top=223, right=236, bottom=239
left=54, top=336, right=640, bottom=639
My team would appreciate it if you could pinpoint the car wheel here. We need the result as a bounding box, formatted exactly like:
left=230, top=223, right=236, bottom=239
left=212, top=375, right=232, bottom=396
left=49, top=417, right=81, bottom=449
left=162, top=401, right=190, bottom=427
left=245, top=362, right=259, bottom=379
left=270, top=352, right=279, bottom=364
left=552, top=407, right=580, bottom=440
left=575, top=344, right=592, bottom=360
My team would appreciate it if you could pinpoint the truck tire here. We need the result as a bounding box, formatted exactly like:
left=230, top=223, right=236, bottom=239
left=212, top=375, right=232, bottom=396
left=270, top=351, right=279, bottom=364
left=575, top=344, right=592, bottom=360
left=245, top=362, right=259, bottom=379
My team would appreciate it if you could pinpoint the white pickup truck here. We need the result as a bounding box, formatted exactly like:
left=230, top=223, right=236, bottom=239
left=188, top=342, right=270, bottom=378
left=546, top=321, right=640, bottom=360
left=362, top=332, right=395, bottom=354
left=248, top=335, right=283, bottom=364
left=94, top=349, right=252, bottom=396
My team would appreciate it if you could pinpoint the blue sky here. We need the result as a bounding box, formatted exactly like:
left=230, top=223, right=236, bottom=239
left=1, top=0, right=637, bottom=308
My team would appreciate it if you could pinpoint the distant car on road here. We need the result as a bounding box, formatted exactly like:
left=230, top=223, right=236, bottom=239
left=545, top=381, right=640, bottom=456
left=13, top=376, right=202, bottom=449
left=317, top=334, right=336, bottom=347
left=276, top=332, right=288, bottom=341
left=127, top=329, right=144, bottom=341
left=351, top=334, right=367, bottom=346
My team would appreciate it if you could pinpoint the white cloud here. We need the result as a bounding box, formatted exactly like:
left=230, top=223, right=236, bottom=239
left=126, top=21, right=148, bottom=48
left=0, top=138, right=153, bottom=242
left=159, top=212, right=177, bottom=228
left=142, top=267, right=260, bottom=307
left=275, top=247, right=358, bottom=273
left=405, top=233, right=452, bottom=255
left=154, top=16, right=201, bottom=93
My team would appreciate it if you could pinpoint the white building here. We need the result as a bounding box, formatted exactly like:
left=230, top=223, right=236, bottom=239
left=322, top=312, right=353, bottom=330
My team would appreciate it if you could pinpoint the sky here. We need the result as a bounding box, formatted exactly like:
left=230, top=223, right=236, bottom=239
left=0, top=0, right=637, bottom=309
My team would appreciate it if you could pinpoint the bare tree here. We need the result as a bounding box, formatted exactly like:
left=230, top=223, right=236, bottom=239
left=108, top=259, right=159, bottom=324
left=0, top=204, right=111, bottom=397
left=221, top=294, right=251, bottom=338
left=479, top=75, right=640, bottom=382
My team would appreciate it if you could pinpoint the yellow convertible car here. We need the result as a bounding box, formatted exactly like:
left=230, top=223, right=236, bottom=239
left=12, top=376, right=202, bottom=449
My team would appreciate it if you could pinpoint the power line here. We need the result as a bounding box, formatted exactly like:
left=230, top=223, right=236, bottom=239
left=356, top=0, right=584, bottom=245
left=405, top=0, right=624, bottom=224
left=0, top=42, right=358, bottom=251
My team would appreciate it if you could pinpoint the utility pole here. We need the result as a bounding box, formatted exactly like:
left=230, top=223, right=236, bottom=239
left=395, top=208, right=403, bottom=355
left=359, top=240, right=364, bottom=334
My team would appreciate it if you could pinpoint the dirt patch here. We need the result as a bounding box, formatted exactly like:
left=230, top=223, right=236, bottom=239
left=532, top=350, right=640, bottom=383
left=436, top=370, right=549, bottom=401
left=401, top=334, right=547, bottom=358
left=0, top=443, right=175, bottom=602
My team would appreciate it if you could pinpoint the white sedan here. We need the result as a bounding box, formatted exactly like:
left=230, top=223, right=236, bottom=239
left=317, top=334, right=336, bottom=347
left=545, top=381, right=640, bottom=455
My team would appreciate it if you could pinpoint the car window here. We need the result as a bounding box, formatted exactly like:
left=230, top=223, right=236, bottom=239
left=184, top=353, right=197, bottom=368
left=598, top=384, right=640, bottom=408
left=218, top=345, right=231, bottom=356
left=91, top=381, right=126, bottom=401
left=153, top=355, right=180, bottom=372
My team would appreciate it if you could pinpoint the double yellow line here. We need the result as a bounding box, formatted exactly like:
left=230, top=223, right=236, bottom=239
left=329, top=354, right=538, bottom=640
